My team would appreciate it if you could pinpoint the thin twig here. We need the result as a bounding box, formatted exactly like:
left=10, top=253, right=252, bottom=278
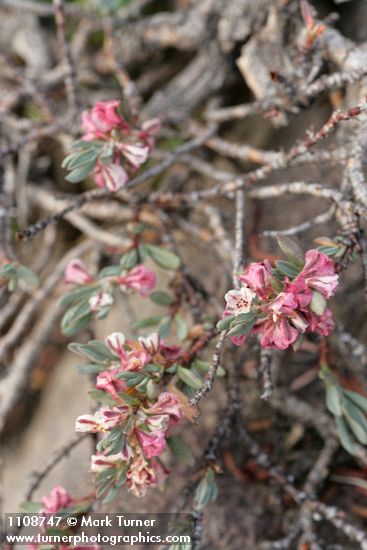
left=53, top=0, right=79, bottom=114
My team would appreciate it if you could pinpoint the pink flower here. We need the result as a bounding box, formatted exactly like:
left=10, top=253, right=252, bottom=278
left=89, top=290, right=113, bottom=311
left=238, top=260, right=273, bottom=299
left=284, top=277, right=312, bottom=308
left=124, top=349, right=151, bottom=371
left=81, top=100, right=127, bottom=140
left=75, top=406, right=128, bottom=433
left=258, top=316, right=299, bottom=350
left=93, top=160, right=128, bottom=191
left=224, top=286, right=255, bottom=316
left=136, top=429, right=167, bottom=458
left=138, top=118, right=161, bottom=150
left=75, top=414, right=101, bottom=433
left=64, top=259, right=94, bottom=285
left=105, top=337, right=150, bottom=371
left=257, top=292, right=304, bottom=350
left=143, top=392, right=182, bottom=426
left=150, top=458, right=169, bottom=486
left=126, top=456, right=156, bottom=497
left=295, top=249, right=338, bottom=299
left=40, top=486, right=72, bottom=514
left=96, top=370, right=127, bottom=400
left=142, top=414, right=169, bottom=433
left=138, top=333, right=160, bottom=354
left=306, top=308, right=335, bottom=336
left=120, top=143, right=150, bottom=170
left=91, top=453, right=122, bottom=473
left=268, top=291, right=297, bottom=315
left=116, top=265, right=156, bottom=297
left=96, top=406, right=129, bottom=430
left=159, top=342, right=182, bottom=361
left=105, top=332, right=126, bottom=358
left=230, top=334, right=247, bottom=346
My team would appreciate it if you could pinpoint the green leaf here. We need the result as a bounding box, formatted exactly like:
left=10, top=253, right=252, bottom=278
left=61, top=152, right=79, bottom=168
left=216, top=315, right=235, bottom=331
left=61, top=301, right=90, bottom=327
left=105, top=432, right=126, bottom=455
left=335, top=416, right=356, bottom=455
left=117, top=371, right=146, bottom=387
left=343, top=400, right=367, bottom=445
left=166, top=363, right=178, bottom=374
left=269, top=275, right=284, bottom=293
left=177, top=366, right=203, bottom=390
left=98, top=265, right=123, bottom=278
left=275, top=260, right=301, bottom=279
left=318, top=245, right=340, bottom=257
left=96, top=468, right=115, bottom=483
left=76, top=363, right=106, bottom=374
left=135, top=377, right=149, bottom=394
left=116, top=371, right=144, bottom=380
left=120, top=249, right=138, bottom=270
left=159, top=316, right=171, bottom=338
left=61, top=301, right=93, bottom=336
left=150, top=291, right=175, bottom=307
left=0, top=263, right=17, bottom=276
left=193, top=359, right=225, bottom=378
left=344, top=390, right=367, bottom=414
left=310, top=291, right=327, bottom=315
left=174, top=314, right=188, bottom=341
left=230, top=312, right=255, bottom=325
left=102, top=485, right=120, bottom=504
left=88, top=389, right=118, bottom=406
left=61, top=313, right=93, bottom=336
left=168, top=435, right=195, bottom=465
left=146, top=379, right=159, bottom=399
left=326, top=385, right=342, bottom=416
left=65, top=160, right=96, bottom=183
left=58, top=501, right=91, bottom=517
left=66, top=148, right=99, bottom=170
left=132, top=315, right=162, bottom=330
left=17, top=266, right=39, bottom=288
left=70, top=139, right=103, bottom=150
left=143, top=363, right=162, bottom=374
left=138, top=243, right=149, bottom=262
left=276, top=236, right=304, bottom=266
left=58, top=284, right=100, bottom=308
left=20, top=501, right=42, bottom=512
left=227, top=316, right=256, bottom=337
left=96, top=477, right=114, bottom=499
left=69, top=340, right=116, bottom=362
left=146, top=244, right=180, bottom=271
left=194, top=469, right=218, bottom=511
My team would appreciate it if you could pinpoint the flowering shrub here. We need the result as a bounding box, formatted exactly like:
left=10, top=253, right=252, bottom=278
left=6, top=0, right=367, bottom=544
left=11, top=94, right=367, bottom=547
left=217, top=237, right=338, bottom=350
left=61, top=100, right=160, bottom=191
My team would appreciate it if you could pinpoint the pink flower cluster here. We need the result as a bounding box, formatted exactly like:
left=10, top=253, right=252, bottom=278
left=76, top=332, right=183, bottom=497
left=223, top=249, right=338, bottom=350
left=40, top=485, right=72, bottom=515
left=81, top=100, right=160, bottom=191
left=64, top=259, right=156, bottom=313
left=29, top=486, right=98, bottom=550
